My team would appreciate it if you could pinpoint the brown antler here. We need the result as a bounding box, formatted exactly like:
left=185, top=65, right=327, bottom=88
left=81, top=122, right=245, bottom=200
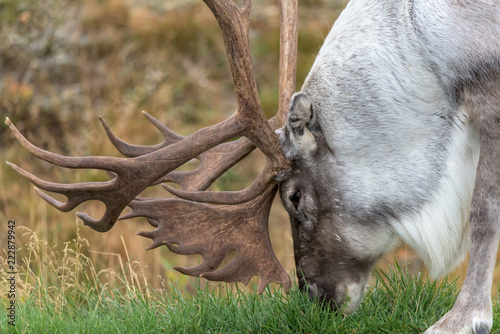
left=6, top=0, right=298, bottom=292
left=99, top=111, right=256, bottom=191
left=129, top=184, right=287, bottom=294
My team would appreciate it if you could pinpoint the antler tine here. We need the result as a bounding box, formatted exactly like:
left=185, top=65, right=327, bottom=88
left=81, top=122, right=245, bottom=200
left=277, top=0, right=298, bottom=124
left=7, top=114, right=247, bottom=232
left=157, top=138, right=255, bottom=191
left=98, top=110, right=257, bottom=191
left=6, top=118, right=124, bottom=172
left=5, top=161, right=115, bottom=211
left=162, top=161, right=277, bottom=204
left=100, top=109, right=256, bottom=191
left=99, top=111, right=184, bottom=158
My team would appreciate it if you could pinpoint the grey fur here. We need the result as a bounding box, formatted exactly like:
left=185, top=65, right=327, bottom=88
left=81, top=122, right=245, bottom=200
left=279, top=1, right=500, bottom=333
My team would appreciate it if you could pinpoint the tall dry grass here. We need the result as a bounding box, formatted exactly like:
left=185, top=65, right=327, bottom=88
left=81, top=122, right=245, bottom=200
left=0, top=224, right=158, bottom=307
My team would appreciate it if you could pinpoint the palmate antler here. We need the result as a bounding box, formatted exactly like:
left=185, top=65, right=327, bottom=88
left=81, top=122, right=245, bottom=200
left=6, top=0, right=297, bottom=294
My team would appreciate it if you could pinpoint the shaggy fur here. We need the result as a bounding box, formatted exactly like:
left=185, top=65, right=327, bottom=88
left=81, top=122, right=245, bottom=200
left=279, top=1, right=500, bottom=333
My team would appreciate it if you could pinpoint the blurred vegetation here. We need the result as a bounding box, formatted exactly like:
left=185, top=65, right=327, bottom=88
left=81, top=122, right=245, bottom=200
left=0, top=0, right=498, bottom=300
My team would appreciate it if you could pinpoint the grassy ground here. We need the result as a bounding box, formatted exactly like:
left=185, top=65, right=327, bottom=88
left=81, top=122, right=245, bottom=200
left=1, top=228, right=499, bottom=333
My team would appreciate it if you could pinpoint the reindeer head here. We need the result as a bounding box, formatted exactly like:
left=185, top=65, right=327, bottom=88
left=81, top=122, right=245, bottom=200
left=278, top=92, right=395, bottom=313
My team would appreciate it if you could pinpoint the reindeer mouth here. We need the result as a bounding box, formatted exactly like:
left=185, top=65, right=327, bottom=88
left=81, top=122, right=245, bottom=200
left=299, top=280, right=366, bottom=315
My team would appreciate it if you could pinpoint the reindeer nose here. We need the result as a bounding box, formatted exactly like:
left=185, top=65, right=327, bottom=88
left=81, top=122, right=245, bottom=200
left=300, top=281, right=342, bottom=311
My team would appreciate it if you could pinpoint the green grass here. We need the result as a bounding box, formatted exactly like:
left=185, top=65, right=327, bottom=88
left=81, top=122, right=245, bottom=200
left=2, top=228, right=500, bottom=334
left=4, top=268, right=500, bottom=334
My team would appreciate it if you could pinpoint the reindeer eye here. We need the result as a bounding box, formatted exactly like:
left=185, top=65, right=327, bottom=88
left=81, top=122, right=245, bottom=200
left=290, top=190, right=301, bottom=210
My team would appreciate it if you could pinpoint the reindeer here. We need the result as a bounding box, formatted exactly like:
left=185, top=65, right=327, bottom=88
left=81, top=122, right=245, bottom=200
left=6, top=0, right=500, bottom=333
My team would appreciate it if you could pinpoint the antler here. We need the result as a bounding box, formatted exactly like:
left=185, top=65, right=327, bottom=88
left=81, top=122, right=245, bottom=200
left=99, top=110, right=256, bottom=192
left=129, top=185, right=287, bottom=294
left=6, top=0, right=298, bottom=292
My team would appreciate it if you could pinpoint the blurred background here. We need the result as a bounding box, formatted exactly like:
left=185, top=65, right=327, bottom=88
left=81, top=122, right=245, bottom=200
left=0, top=0, right=497, bottom=294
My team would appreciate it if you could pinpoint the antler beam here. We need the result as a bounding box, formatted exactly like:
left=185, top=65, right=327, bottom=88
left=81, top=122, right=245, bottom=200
left=7, top=114, right=247, bottom=231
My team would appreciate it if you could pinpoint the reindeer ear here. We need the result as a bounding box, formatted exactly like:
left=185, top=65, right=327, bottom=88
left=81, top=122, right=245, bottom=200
left=287, top=92, right=317, bottom=155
